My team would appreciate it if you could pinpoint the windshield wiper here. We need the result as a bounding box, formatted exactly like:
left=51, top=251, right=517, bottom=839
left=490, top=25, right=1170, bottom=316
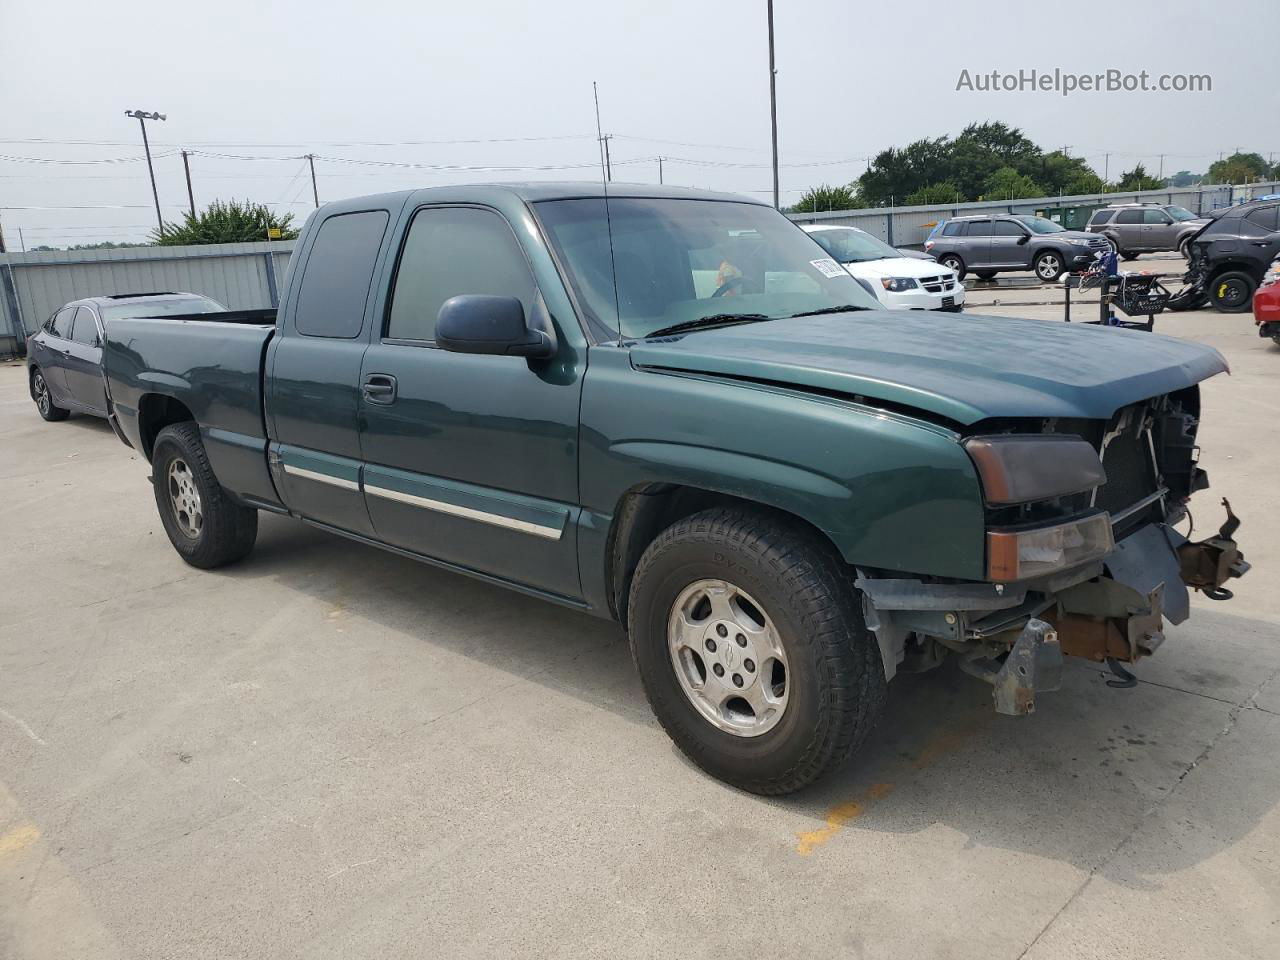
left=786, top=304, right=871, bottom=318
left=644, top=314, right=771, bottom=338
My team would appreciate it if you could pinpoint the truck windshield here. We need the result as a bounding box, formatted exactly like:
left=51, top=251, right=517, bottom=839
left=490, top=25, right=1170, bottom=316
left=535, top=197, right=879, bottom=339
left=99, top=297, right=225, bottom=322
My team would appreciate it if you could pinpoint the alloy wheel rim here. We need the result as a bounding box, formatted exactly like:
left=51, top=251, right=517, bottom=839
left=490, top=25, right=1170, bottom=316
left=1038, top=255, right=1060, bottom=279
left=167, top=458, right=204, bottom=539
left=34, top=375, right=50, bottom=415
left=667, top=579, right=789, bottom=737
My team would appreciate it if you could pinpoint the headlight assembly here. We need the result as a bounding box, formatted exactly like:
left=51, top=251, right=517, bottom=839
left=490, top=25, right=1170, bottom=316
left=880, top=277, right=919, bottom=292
left=964, top=435, right=1107, bottom=505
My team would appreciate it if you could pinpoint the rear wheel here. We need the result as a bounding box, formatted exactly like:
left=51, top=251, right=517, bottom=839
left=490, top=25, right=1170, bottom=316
left=30, top=369, right=69, bottom=422
left=1033, top=251, right=1065, bottom=282
left=1208, top=271, right=1256, bottom=313
left=627, top=507, right=886, bottom=795
left=938, top=254, right=966, bottom=281
left=1120, top=251, right=1140, bottom=261
left=152, top=422, right=258, bottom=568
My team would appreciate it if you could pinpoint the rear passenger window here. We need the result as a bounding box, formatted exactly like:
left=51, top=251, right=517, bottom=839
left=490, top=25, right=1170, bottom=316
left=1115, top=210, right=1144, bottom=224
left=71, top=307, right=99, bottom=345
left=295, top=210, right=390, bottom=338
left=51, top=307, right=75, bottom=338
left=386, top=206, right=536, bottom=343
left=1246, top=205, right=1279, bottom=232
left=965, top=221, right=993, bottom=237
left=1089, top=210, right=1114, bottom=225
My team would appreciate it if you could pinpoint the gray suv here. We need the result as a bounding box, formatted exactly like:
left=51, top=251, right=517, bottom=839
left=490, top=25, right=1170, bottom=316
left=925, top=214, right=1112, bottom=282
left=1086, top=203, right=1209, bottom=259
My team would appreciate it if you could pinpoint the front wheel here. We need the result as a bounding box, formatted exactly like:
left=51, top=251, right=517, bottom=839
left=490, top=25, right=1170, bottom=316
left=30, top=369, right=69, bottom=422
left=627, top=507, right=886, bottom=795
left=151, top=422, right=258, bottom=568
left=1033, top=251, right=1065, bottom=282
left=1208, top=271, right=1256, bottom=313
left=938, top=255, right=966, bottom=281
left=975, top=270, right=997, bottom=280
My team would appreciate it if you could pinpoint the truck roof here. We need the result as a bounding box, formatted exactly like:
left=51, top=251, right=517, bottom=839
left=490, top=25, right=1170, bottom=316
left=317, top=181, right=767, bottom=213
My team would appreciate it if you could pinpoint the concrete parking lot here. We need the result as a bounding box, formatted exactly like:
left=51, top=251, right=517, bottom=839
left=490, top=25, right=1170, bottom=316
left=2, top=290, right=1278, bottom=959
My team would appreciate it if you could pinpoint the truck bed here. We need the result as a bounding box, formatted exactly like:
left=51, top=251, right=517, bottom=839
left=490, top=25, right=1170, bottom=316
left=103, top=315, right=279, bottom=509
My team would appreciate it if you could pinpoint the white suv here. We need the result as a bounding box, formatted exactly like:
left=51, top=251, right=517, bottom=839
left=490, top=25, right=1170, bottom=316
left=802, top=225, right=964, bottom=312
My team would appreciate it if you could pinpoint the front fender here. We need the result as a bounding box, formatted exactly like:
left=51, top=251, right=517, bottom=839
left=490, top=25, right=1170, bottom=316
left=579, top=348, right=986, bottom=581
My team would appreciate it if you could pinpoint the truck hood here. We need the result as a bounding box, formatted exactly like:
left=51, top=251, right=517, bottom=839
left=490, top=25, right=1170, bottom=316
left=629, top=311, right=1227, bottom=426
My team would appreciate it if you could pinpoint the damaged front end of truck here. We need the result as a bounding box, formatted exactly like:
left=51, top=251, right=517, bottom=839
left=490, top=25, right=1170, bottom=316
left=857, top=385, right=1249, bottom=715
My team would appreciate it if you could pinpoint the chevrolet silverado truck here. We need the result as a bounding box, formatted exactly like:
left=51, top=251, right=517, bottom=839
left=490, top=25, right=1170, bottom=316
left=101, top=184, right=1248, bottom=795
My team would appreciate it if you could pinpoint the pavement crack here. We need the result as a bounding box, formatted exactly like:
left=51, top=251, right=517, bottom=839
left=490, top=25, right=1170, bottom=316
left=1014, top=663, right=1280, bottom=959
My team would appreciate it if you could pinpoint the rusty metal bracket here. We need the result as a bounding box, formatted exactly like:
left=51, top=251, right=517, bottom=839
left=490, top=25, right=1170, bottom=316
left=1179, top=498, right=1250, bottom=600
left=959, top=618, right=1063, bottom=717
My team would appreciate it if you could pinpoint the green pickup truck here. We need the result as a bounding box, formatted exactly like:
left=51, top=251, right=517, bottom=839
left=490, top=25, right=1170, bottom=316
left=100, top=183, right=1248, bottom=794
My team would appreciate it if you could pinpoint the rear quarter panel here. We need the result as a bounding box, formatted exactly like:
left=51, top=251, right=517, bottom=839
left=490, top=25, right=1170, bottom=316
left=104, top=318, right=279, bottom=506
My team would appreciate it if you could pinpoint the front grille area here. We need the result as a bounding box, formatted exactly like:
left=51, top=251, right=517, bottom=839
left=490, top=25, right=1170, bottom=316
left=1094, top=405, right=1160, bottom=533
left=921, top=274, right=958, bottom=293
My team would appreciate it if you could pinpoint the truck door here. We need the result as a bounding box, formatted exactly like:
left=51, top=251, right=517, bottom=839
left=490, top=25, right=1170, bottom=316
left=357, top=204, right=585, bottom=600
left=266, top=208, right=393, bottom=537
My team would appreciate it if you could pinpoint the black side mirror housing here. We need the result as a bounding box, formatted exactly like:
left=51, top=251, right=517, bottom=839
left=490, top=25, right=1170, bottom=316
left=1017, top=234, right=1030, bottom=244
left=435, top=295, right=556, bottom=359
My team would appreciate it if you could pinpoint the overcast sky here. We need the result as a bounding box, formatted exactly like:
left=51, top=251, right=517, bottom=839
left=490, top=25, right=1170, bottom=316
left=2, top=0, right=1277, bottom=248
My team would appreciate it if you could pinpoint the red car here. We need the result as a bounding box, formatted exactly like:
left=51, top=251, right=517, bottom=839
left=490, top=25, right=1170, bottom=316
left=1255, top=257, right=1280, bottom=346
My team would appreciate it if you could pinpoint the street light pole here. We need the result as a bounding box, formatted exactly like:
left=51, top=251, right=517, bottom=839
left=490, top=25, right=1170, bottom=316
left=125, top=110, right=167, bottom=233
left=767, top=0, right=780, bottom=209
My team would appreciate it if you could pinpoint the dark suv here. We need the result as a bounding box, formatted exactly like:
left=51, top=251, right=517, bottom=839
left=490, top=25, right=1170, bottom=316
left=27, top=291, right=224, bottom=422
left=1086, top=203, right=1210, bottom=259
left=925, top=214, right=1112, bottom=282
left=1185, top=199, right=1280, bottom=312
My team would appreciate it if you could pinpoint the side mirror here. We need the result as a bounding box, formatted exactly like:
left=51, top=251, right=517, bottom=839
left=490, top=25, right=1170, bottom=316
left=436, top=295, right=555, bottom=359
left=1016, top=234, right=1030, bottom=244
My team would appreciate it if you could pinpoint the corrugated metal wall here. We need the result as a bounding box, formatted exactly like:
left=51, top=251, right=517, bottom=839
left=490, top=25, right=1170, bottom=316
left=787, top=181, right=1276, bottom=248
left=1, top=241, right=294, bottom=355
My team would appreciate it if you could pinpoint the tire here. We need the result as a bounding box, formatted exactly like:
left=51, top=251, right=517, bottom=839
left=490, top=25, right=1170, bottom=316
left=1166, top=285, right=1210, bottom=312
left=30, top=368, right=69, bottom=422
left=1178, top=238, right=1192, bottom=260
left=1120, top=251, right=1139, bottom=261
left=627, top=507, right=887, bottom=795
left=975, top=270, right=997, bottom=280
left=151, top=422, right=257, bottom=569
left=938, top=255, right=966, bottom=281
left=1033, top=250, right=1065, bottom=282
left=1208, top=271, right=1256, bottom=313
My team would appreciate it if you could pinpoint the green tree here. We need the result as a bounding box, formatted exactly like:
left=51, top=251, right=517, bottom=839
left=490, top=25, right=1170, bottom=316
left=904, top=181, right=963, bottom=205
left=1115, top=164, right=1162, bottom=191
left=982, top=167, right=1044, bottom=200
left=153, top=199, right=298, bottom=246
left=792, top=183, right=862, bottom=213
left=1165, top=170, right=1200, bottom=188
left=1205, top=152, right=1271, bottom=185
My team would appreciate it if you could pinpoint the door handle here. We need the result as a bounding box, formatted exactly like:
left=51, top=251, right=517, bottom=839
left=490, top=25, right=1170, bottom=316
left=362, top=374, right=397, bottom=404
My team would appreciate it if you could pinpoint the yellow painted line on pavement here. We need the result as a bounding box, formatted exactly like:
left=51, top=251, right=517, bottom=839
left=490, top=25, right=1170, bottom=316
left=796, top=783, right=894, bottom=856
left=0, top=822, right=40, bottom=858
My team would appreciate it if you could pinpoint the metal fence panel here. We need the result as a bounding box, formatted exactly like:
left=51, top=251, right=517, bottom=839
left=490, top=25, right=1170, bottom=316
left=1, top=241, right=295, bottom=355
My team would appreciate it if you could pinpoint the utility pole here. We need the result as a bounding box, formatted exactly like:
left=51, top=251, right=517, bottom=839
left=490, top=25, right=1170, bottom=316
left=1158, top=154, right=1164, bottom=181
left=181, top=150, right=195, bottom=218
left=767, top=0, right=780, bottom=209
left=18, top=228, right=25, bottom=252
left=1103, top=152, right=1109, bottom=187
left=657, top=156, right=664, bottom=184
left=600, top=135, right=613, bottom=181
left=124, top=109, right=166, bottom=233
left=307, top=154, right=319, bottom=207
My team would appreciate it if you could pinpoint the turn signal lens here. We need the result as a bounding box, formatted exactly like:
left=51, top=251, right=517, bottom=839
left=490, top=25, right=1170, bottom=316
left=987, top=513, right=1114, bottom=582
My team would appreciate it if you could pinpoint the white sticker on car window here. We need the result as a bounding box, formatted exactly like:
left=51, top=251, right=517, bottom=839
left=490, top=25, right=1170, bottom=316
left=810, top=258, right=846, bottom=279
